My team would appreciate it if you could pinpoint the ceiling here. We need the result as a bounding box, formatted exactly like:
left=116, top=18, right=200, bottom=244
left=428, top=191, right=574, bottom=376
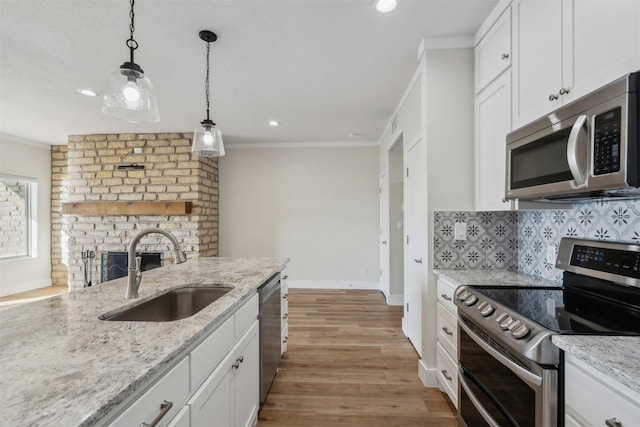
left=0, top=0, right=497, bottom=146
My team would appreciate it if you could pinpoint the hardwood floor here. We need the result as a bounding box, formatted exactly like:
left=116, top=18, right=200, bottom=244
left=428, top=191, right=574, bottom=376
left=258, top=289, right=457, bottom=427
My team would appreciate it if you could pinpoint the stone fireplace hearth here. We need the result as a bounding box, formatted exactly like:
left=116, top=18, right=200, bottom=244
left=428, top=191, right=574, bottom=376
left=51, top=133, right=219, bottom=290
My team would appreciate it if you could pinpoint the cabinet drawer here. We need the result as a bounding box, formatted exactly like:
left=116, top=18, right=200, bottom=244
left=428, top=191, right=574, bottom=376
left=191, top=315, right=234, bottom=392
left=437, top=278, right=457, bottom=313
left=436, top=342, right=458, bottom=408
left=437, top=304, right=458, bottom=359
left=235, top=293, right=259, bottom=339
left=565, top=355, right=640, bottom=427
left=476, top=6, right=511, bottom=92
left=281, top=323, right=289, bottom=354
left=110, top=357, right=189, bottom=427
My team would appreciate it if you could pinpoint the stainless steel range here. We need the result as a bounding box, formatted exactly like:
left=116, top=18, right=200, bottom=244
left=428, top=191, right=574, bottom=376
left=454, top=238, right=640, bottom=427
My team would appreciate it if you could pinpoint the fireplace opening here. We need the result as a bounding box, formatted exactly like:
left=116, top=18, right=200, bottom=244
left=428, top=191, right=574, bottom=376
left=100, top=251, right=163, bottom=283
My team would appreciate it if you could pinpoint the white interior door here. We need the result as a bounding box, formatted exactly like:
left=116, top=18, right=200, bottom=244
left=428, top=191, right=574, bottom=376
left=379, top=171, right=390, bottom=298
left=404, top=138, right=425, bottom=356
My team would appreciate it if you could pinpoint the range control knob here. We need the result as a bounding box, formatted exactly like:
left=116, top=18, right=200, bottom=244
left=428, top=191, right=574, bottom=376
left=499, top=316, right=513, bottom=330
left=512, top=324, right=530, bottom=339
left=508, top=320, right=523, bottom=331
left=480, top=303, right=495, bottom=317
left=495, top=313, right=509, bottom=323
left=464, top=294, right=478, bottom=306
left=457, top=290, right=469, bottom=301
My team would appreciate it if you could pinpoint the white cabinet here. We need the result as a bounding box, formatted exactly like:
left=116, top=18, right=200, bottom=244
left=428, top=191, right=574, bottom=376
left=475, top=6, right=511, bottom=93
left=281, top=269, right=289, bottom=354
left=190, top=321, right=259, bottom=427
left=513, top=0, right=640, bottom=128
left=475, top=71, right=513, bottom=211
left=109, top=358, right=190, bottom=427
left=435, top=276, right=458, bottom=408
left=564, top=353, right=640, bottom=427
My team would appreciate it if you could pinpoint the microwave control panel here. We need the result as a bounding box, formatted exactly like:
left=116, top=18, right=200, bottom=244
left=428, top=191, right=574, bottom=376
left=593, top=107, right=621, bottom=175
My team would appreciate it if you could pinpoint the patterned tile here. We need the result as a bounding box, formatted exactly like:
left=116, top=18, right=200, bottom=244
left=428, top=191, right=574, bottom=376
left=434, top=199, right=640, bottom=282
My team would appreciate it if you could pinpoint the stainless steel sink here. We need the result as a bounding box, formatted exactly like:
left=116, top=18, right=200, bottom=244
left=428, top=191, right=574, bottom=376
left=101, top=286, right=233, bottom=322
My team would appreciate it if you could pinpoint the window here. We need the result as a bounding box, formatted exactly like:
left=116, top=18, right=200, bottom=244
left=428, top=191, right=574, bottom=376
left=0, top=174, right=37, bottom=259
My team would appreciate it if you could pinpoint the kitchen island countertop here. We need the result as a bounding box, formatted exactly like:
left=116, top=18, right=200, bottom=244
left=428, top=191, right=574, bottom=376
left=434, top=269, right=640, bottom=395
left=0, top=257, right=288, bottom=427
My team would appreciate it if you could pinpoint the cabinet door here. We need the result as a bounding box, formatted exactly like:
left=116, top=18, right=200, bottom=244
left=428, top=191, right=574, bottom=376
left=564, top=0, right=640, bottom=102
left=475, top=71, right=512, bottom=211
left=476, top=7, right=511, bottom=93
left=513, top=0, right=563, bottom=128
left=188, top=351, right=234, bottom=427
left=234, top=321, right=260, bottom=427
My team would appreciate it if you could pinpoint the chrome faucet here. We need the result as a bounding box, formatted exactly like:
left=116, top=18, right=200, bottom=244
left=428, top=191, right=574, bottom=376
left=126, top=228, right=187, bottom=298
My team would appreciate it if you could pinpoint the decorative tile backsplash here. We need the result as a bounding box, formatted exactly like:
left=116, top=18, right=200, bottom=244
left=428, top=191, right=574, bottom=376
left=434, top=199, right=640, bottom=283
left=518, top=199, right=640, bottom=282
left=433, top=211, right=519, bottom=271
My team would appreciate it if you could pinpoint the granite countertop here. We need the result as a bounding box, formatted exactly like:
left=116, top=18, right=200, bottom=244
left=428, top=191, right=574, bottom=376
left=0, top=257, right=288, bottom=427
left=434, top=269, right=640, bottom=395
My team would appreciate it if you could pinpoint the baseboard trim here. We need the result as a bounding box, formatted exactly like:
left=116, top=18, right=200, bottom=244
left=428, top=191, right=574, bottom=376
left=418, top=359, right=438, bottom=388
left=287, top=280, right=379, bottom=290
left=386, top=294, right=404, bottom=306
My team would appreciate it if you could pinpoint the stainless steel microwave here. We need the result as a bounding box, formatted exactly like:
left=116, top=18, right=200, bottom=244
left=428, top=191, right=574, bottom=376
left=506, top=71, right=639, bottom=202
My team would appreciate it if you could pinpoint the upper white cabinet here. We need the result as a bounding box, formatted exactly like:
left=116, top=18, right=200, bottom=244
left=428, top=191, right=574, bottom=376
left=513, top=0, right=640, bottom=128
left=475, top=71, right=513, bottom=211
left=475, top=7, right=511, bottom=93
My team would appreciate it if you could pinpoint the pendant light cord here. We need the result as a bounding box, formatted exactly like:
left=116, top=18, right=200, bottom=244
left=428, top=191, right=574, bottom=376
left=126, top=0, right=138, bottom=64
left=205, top=41, right=211, bottom=122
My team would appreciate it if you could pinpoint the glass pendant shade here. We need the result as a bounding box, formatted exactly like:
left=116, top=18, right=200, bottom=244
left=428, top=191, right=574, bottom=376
left=102, top=64, right=160, bottom=123
left=192, top=121, right=225, bottom=157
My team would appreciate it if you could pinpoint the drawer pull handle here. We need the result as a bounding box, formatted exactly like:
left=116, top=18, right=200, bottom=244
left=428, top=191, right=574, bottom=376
left=140, top=400, right=173, bottom=427
left=442, top=327, right=453, bottom=336
left=441, top=369, right=452, bottom=381
left=441, top=293, right=452, bottom=301
left=501, top=53, right=509, bottom=60
left=605, top=418, right=622, bottom=427
left=283, top=313, right=288, bottom=319
left=283, top=337, right=288, bottom=343
left=283, top=293, right=288, bottom=300
left=283, top=275, right=289, bottom=280
left=414, top=258, right=423, bottom=264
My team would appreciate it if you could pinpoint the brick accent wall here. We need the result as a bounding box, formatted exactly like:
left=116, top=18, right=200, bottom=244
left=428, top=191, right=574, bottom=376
left=51, top=133, right=219, bottom=290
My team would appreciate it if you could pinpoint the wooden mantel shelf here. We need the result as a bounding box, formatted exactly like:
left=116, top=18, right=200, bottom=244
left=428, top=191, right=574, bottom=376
left=61, top=201, right=192, bottom=216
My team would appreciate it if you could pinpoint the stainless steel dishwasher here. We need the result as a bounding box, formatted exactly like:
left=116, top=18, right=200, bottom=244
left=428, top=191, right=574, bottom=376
left=258, top=272, right=281, bottom=405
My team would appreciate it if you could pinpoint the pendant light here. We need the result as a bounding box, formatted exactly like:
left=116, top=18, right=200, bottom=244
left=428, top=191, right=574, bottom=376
left=102, top=0, right=159, bottom=123
left=192, top=30, right=225, bottom=157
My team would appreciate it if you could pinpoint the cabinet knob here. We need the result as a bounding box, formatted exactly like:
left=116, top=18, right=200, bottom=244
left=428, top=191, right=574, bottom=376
left=283, top=275, right=289, bottom=280
left=283, top=313, right=288, bottom=319
left=559, top=87, right=570, bottom=95
left=283, top=336, right=288, bottom=343
left=549, top=93, right=559, bottom=101
left=233, top=360, right=240, bottom=369
left=605, top=418, right=623, bottom=427
left=283, top=293, right=288, bottom=300
left=238, top=355, right=244, bottom=364
left=414, top=258, right=423, bottom=264
left=441, top=369, right=452, bottom=381
left=382, top=240, right=387, bottom=245
left=501, top=53, right=509, bottom=60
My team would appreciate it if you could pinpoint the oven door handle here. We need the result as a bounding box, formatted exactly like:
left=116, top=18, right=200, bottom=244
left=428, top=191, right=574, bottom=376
left=459, top=372, right=501, bottom=427
left=459, top=320, right=542, bottom=389
left=567, top=114, right=588, bottom=186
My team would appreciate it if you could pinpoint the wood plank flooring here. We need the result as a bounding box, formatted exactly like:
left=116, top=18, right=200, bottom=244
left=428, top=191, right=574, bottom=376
left=258, top=289, right=457, bottom=427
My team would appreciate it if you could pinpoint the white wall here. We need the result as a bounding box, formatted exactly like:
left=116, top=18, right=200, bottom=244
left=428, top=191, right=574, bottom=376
left=0, top=136, right=52, bottom=296
left=219, top=145, right=380, bottom=288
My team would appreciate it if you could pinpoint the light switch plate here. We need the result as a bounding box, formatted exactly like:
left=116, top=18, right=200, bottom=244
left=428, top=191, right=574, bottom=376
left=454, top=222, right=467, bottom=241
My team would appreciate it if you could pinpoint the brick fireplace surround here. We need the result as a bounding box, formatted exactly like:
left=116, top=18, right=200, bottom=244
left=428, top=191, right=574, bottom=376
left=51, top=133, right=219, bottom=290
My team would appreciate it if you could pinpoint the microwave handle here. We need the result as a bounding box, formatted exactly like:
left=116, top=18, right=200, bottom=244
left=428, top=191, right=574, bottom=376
left=567, top=114, right=588, bottom=186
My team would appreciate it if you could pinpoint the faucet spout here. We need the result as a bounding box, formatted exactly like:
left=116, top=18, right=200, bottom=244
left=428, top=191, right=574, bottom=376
left=126, top=228, right=187, bottom=299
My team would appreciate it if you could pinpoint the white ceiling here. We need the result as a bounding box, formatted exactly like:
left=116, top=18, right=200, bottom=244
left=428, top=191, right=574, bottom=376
left=0, top=0, right=497, bottom=146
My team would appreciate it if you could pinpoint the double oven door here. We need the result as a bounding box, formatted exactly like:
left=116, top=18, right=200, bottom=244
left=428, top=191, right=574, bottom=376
left=457, top=319, right=558, bottom=427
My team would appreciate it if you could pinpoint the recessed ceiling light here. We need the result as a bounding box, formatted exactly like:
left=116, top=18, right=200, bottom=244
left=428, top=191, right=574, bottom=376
left=77, top=89, right=98, bottom=97
left=269, top=120, right=281, bottom=127
left=375, top=0, right=397, bottom=13
left=348, top=132, right=362, bottom=138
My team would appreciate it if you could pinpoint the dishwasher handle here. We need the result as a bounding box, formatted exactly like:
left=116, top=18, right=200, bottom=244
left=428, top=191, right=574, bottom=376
left=259, top=273, right=281, bottom=303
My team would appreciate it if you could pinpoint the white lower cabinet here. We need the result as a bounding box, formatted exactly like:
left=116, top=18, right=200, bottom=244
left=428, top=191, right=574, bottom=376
left=281, top=270, right=289, bottom=355
left=107, top=293, right=260, bottom=427
left=435, top=276, right=459, bottom=408
left=564, top=353, right=640, bottom=427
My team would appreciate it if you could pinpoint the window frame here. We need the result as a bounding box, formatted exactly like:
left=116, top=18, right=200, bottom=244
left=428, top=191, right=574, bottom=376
left=0, top=173, right=38, bottom=261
